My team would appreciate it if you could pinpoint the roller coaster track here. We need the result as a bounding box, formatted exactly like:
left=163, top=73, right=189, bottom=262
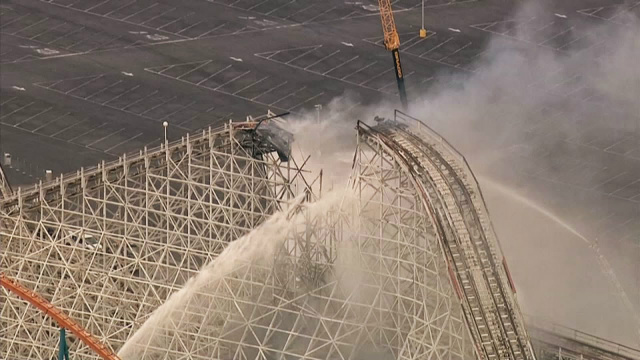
left=0, top=273, right=121, bottom=360
left=0, top=119, right=294, bottom=218
left=357, top=111, right=536, bottom=360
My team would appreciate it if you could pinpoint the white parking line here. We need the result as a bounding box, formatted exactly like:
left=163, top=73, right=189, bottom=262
left=65, top=36, right=91, bottom=50
left=322, top=55, right=359, bottom=75
left=378, top=71, right=414, bottom=90
left=158, top=101, right=196, bottom=120
left=270, top=86, right=306, bottom=106
left=84, top=80, right=123, bottom=100
left=86, top=35, right=126, bottom=52
left=38, top=78, right=192, bottom=131
left=247, top=0, right=270, bottom=11
left=304, top=50, right=340, bottom=70
left=281, top=46, right=321, bottom=64
left=196, top=22, right=228, bottom=38
left=0, top=97, right=17, bottom=106
left=122, top=3, right=159, bottom=21
left=265, top=0, right=294, bottom=15
left=15, top=106, right=53, bottom=126
left=124, top=39, right=146, bottom=48
left=153, top=63, right=176, bottom=74
left=534, top=20, right=556, bottom=33
left=558, top=34, right=585, bottom=51
left=603, top=135, right=635, bottom=153
left=29, top=21, right=68, bottom=40
left=139, top=96, right=177, bottom=115
left=87, top=127, right=126, bottom=147
left=284, top=4, right=315, bottom=20
left=303, top=6, right=336, bottom=23
left=0, top=14, right=30, bottom=29
left=194, top=65, right=232, bottom=85
left=50, top=118, right=89, bottom=137
left=232, top=26, right=256, bottom=34
left=341, top=61, right=376, bottom=80
left=611, top=179, right=640, bottom=197
left=105, top=132, right=143, bottom=153
left=419, top=37, right=453, bottom=57
left=420, top=76, right=434, bottom=85
left=591, top=171, right=627, bottom=190
left=439, top=42, right=472, bottom=62
left=85, top=0, right=114, bottom=12
left=175, top=20, right=203, bottom=35
left=142, top=136, right=162, bottom=148
left=1, top=114, right=113, bottom=156
left=340, top=10, right=360, bottom=19
left=360, top=67, right=392, bottom=86
left=68, top=122, right=108, bottom=142
left=175, top=112, right=202, bottom=126
left=0, top=102, right=35, bottom=119
left=157, top=12, right=194, bottom=30
left=102, top=85, right=141, bottom=105
left=140, top=7, right=177, bottom=26
left=148, top=66, right=289, bottom=112
left=121, top=90, right=159, bottom=110
left=103, top=0, right=136, bottom=16
left=65, top=75, right=105, bottom=94
left=538, top=26, right=574, bottom=46
left=65, top=0, right=83, bottom=8
left=11, top=17, right=50, bottom=35
left=401, top=35, right=429, bottom=52
left=15, top=54, right=38, bottom=62
left=176, top=105, right=216, bottom=126
left=49, top=26, right=86, bottom=45
left=176, top=60, right=213, bottom=79
left=214, top=71, right=250, bottom=90
left=289, top=92, right=325, bottom=110
left=45, top=0, right=188, bottom=40
left=611, top=2, right=640, bottom=21
left=32, top=112, right=71, bottom=132
left=258, top=46, right=395, bottom=94
left=233, top=76, right=269, bottom=95
left=251, top=80, right=287, bottom=101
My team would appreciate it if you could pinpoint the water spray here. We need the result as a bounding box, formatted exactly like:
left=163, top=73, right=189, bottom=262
left=479, top=176, right=640, bottom=343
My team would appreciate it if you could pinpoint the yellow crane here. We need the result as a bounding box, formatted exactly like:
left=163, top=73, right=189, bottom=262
left=377, top=0, right=408, bottom=109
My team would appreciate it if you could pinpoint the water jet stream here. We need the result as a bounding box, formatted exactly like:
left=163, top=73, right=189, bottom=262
left=117, top=192, right=345, bottom=358
left=479, top=176, right=640, bottom=343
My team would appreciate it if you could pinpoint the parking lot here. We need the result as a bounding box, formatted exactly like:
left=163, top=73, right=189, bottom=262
left=145, top=58, right=334, bottom=112
left=208, top=0, right=474, bottom=23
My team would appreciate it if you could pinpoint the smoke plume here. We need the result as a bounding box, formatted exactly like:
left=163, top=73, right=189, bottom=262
left=289, top=2, right=640, bottom=347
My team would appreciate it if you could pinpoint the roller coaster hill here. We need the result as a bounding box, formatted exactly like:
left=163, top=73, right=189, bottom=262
left=0, top=111, right=639, bottom=360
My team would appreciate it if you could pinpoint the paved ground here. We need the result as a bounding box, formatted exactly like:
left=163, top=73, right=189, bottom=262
left=1, top=0, right=639, bottom=347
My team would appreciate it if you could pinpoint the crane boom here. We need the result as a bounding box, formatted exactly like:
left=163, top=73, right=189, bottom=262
left=377, top=0, right=408, bottom=109
left=0, top=273, right=122, bottom=360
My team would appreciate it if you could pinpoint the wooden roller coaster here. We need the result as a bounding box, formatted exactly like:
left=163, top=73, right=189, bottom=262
left=0, top=273, right=121, bottom=360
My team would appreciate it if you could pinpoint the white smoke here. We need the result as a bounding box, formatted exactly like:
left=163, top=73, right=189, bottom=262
left=404, top=4, right=640, bottom=347
left=285, top=1, right=640, bottom=347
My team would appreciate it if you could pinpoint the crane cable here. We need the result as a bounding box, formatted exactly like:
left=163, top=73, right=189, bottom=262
left=0, top=273, right=122, bottom=360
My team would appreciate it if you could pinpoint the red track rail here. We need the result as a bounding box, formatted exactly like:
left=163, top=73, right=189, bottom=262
left=0, top=273, right=121, bottom=360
